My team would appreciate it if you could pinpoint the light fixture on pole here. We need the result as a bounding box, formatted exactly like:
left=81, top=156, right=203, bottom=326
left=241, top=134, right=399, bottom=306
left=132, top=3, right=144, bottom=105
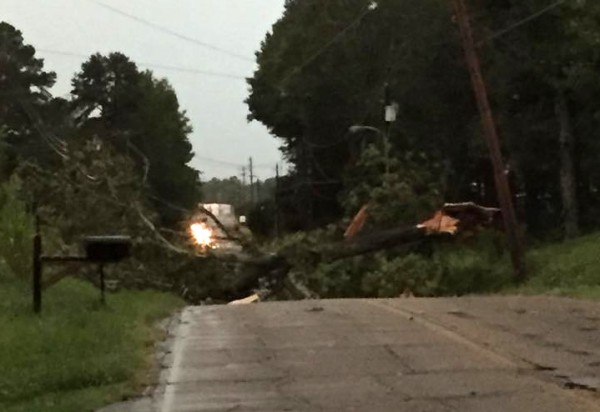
left=348, top=125, right=388, bottom=172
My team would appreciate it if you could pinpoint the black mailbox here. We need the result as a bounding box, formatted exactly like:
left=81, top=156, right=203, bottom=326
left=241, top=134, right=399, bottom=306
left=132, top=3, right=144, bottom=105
left=33, top=232, right=133, bottom=313
left=84, top=236, right=132, bottom=263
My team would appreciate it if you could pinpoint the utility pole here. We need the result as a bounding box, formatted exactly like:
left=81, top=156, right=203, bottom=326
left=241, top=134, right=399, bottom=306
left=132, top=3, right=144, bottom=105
left=249, top=157, right=255, bottom=205
left=275, top=163, right=281, bottom=237
left=383, top=83, right=396, bottom=175
left=303, top=139, right=314, bottom=229
left=452, top=0, right=525, bottom=281
left=297, top=138, right=314, bottom=230
left=241, top=166, right=247, bottom=204
left=256, top=178, right=262, bottom=203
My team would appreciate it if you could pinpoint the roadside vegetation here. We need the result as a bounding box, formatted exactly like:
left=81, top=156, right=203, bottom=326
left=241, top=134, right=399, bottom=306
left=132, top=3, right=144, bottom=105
left=244, top=0, right=600, bottom=301
left=0, top=278, right=182, bottom=412
left=512, top=233, right=600, bottom=300
left=0, top=167, right=183, bottom=412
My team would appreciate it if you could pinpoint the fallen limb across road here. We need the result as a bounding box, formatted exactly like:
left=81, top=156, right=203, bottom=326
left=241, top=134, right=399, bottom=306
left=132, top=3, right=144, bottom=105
left=210, top=202, right=500, bottom=303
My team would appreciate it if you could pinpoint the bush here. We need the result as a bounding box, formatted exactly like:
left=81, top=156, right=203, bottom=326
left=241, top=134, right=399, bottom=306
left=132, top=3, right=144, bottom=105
left=362, top=253, right=441, bottom=298
left=517, top=232, right=600, bottom=296
left=433, top=242, right=512, bottom=296
left=309, top=256, right=376, bottom=298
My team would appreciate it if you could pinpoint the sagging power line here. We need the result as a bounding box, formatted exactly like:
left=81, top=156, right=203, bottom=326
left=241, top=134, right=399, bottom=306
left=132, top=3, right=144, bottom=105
left=37, top=48, right=247, bottom=80
left=88, top=0, right=255, bottom=63
left=482, top=0, right=568, bottom=44
left=278, top=1, right=378, bottom=89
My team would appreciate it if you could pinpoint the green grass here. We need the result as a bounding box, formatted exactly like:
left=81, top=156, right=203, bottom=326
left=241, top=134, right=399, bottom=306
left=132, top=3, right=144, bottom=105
left=0, top=277, right=183, bottom=412
left=508, top=232, right=600, bottom=300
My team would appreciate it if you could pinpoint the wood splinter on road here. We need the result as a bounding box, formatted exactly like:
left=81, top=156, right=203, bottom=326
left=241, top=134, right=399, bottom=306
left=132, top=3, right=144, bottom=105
left=229, top=293, right=261, bottom=305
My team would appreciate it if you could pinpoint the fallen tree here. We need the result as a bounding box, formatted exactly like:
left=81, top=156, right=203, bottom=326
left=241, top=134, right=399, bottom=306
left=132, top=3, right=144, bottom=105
left=91, top=202, right=501, bottom=304
left=190, top=202, right=501, bottom=303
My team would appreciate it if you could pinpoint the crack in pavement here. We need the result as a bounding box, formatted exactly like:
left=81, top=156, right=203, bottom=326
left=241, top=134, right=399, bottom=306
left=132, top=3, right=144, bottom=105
left=366, top=300, right=600, bottom=410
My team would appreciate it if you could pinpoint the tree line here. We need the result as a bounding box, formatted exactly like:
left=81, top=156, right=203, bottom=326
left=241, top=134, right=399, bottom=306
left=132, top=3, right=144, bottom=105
left=0, top=21, right=214, bottom=296
left=0, top=21, right=201, bottom=227
left=247, top=0, right=600, bottom=240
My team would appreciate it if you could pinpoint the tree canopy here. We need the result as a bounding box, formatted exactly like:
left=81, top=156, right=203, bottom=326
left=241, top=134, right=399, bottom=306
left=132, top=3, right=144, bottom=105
left=0, top=21, right=207, bottom=293
left=71, top=52, right=201, bottom=225
left=248, top=0, right=600, bottom=238
left=0, top=22, right=58, bottom=176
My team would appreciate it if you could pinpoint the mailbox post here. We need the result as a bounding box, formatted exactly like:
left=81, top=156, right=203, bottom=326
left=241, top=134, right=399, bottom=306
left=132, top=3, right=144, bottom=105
left=84, top=236, right=132, bottom=304
left=32, top=228, right=131, bottom=313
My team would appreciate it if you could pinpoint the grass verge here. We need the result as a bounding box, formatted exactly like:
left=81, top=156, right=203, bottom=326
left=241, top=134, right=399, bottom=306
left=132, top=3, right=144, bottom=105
left=0, top=277, right=183, bottom=412
left=508, top=232, right=600, bottom=300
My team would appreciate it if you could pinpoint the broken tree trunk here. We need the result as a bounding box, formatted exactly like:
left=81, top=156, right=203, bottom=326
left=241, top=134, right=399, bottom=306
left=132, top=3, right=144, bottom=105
left=322, top=202, right=499, bottom=262
left=209, top=202, right=499, bottom=302
left=323, top=225, right=428, bottom=262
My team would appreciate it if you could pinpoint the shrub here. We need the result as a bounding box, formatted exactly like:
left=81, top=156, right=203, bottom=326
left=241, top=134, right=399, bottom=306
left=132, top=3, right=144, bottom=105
left=522, top=232, right=600, bottom=292
left=362, top=253, right=441, bottom=298
left=433, top=244, right=512, bottom=296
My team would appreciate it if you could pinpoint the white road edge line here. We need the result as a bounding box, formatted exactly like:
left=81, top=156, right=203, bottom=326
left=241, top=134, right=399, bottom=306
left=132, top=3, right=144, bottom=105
left=160, top=307, right=193, bottom=412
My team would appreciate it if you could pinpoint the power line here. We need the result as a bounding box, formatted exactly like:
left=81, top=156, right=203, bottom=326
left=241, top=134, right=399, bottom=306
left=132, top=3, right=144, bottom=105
left=17, top=97, right=232, bottom=257
left=278, top=2, right=378, bottom=89
left=27, top=155, right=199, bottom=257
left=195, top=156, right=246, bottom=168
left=253, top=162, right=280, bottom=170
left=37, top=48, right=247, bottom=80
left=195, top=155, right=280, bottom=170
left=17, top=97, right=69, bottom=160
left=483, top=0, right=568, bottom=43
left=88, top=0, right=255, bottom=63
left=17, top=92, right=279, bottom=179
left=274, top=0, right=568, bottom=89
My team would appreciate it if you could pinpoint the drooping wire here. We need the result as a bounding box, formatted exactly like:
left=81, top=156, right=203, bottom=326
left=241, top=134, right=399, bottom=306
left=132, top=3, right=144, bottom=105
left=17, top=97, right=69, bottom=160
left=277, top=2, right=378, bottom=89
left=13, top=97, right=200, bottom=256
left=482, top=0, right=569, bottom=44
left=88, top=0, right=255, bottom=63
left=37, top=48, right=248, bottom=80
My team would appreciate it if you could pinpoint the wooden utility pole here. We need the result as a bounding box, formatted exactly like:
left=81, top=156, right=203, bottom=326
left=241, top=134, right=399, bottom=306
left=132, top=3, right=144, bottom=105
left=383, top=83, right=391, bottom=174
left=452, top=0, right=525, bottom=281
left=275, top=163, right=281, bottom=237
left=301, top=139, right=314, bottom=229
left=249, top=157, right=255, bottom=205
left=241, top=166, right=247, bottom=204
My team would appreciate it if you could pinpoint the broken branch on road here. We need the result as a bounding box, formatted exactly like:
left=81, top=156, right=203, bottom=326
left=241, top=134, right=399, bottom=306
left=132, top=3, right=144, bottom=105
left=221, top=202, right=500, bottom=303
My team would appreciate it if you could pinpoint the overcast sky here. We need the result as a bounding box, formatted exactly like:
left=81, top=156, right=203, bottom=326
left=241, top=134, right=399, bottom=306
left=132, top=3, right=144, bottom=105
left=2, top=0, right=286, bottom=180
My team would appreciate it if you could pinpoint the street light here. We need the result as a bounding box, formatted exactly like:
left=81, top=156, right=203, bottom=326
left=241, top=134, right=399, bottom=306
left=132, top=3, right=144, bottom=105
left=348, top=125, right=384, bottom=136
left=349, top=100, right=398, bottom=173
left=368, top=1, right=378, bottom=11
left=348, top=125, right=389, bottom=172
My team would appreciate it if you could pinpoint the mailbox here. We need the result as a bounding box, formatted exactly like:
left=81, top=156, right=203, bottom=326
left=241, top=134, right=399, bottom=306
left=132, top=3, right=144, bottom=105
left=84, top=236, right=132, bottom=263
left=33, top=233, right=133, bottom=313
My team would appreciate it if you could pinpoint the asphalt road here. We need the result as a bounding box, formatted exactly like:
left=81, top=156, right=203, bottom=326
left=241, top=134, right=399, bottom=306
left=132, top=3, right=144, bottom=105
left=103, top=297, right=600, bottom=411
